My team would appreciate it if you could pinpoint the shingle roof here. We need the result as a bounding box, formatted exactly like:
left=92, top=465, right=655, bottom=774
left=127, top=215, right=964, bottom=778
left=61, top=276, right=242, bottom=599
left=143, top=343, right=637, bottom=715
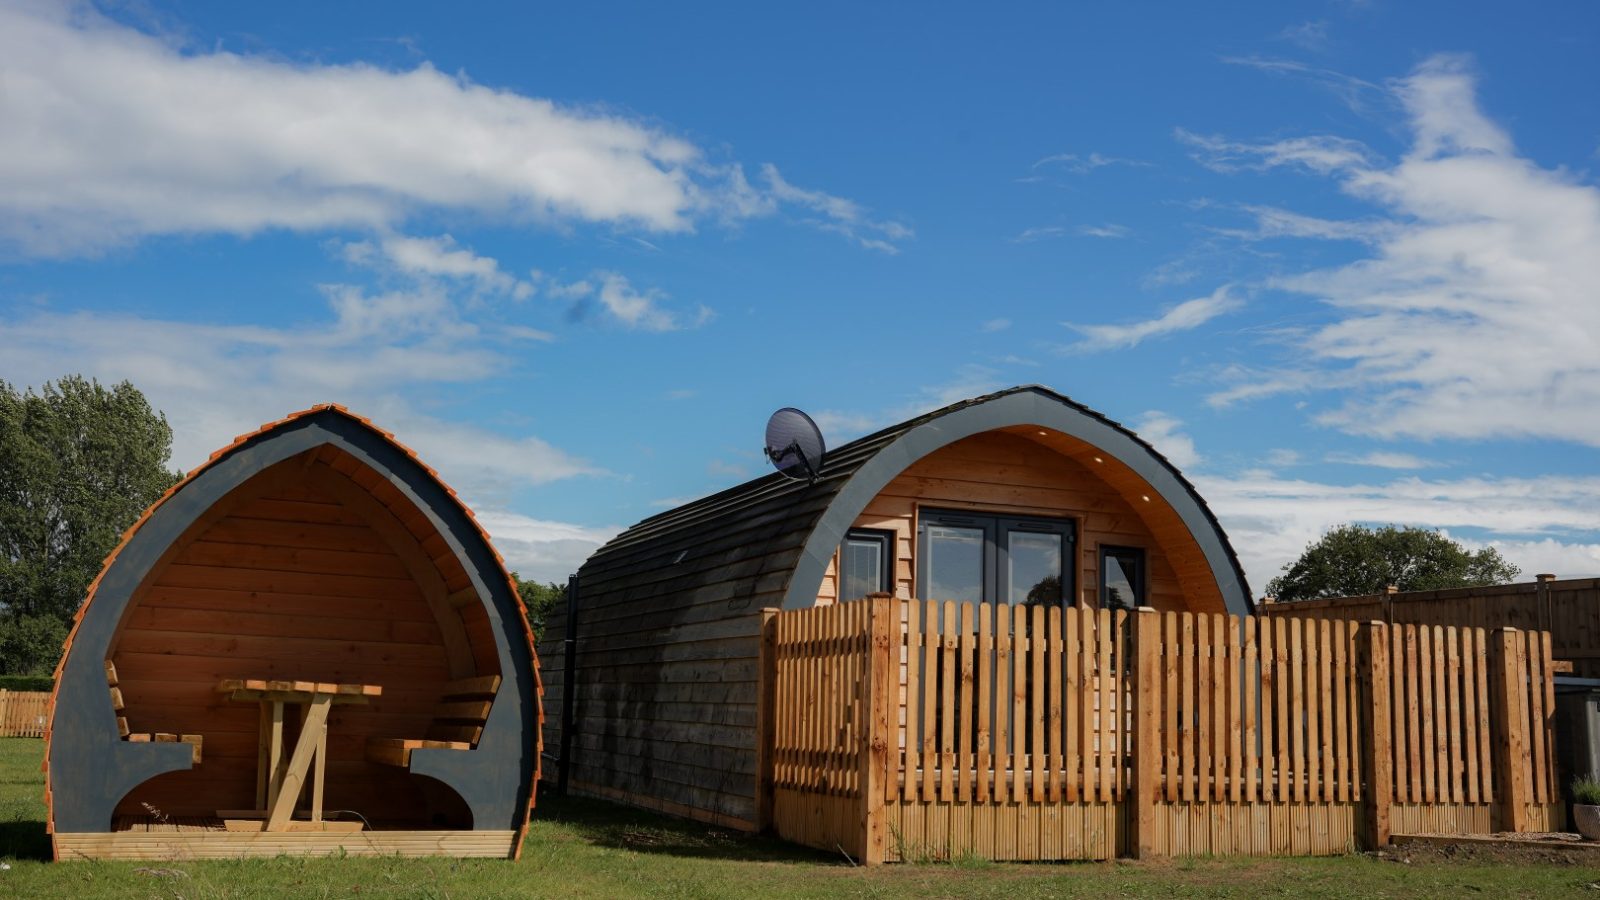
left=576, top=384, right=1250, bottom=611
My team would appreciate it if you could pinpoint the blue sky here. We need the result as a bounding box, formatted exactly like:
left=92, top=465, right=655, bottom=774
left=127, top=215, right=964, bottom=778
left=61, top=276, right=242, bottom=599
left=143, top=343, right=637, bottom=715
left=3, top=0, right=1599, bottom=588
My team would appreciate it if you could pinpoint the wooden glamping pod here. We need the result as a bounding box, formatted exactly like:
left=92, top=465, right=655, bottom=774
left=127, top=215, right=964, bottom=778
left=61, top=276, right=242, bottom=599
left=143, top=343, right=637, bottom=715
left=541, top=385, right=1251, bottom=829
left=46, top=406, right=541, bottom=860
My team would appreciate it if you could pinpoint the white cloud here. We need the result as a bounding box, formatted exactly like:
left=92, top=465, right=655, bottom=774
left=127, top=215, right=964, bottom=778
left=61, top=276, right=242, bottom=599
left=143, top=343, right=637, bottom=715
left=1063, top=285, right=1242, bottom=352
left=1077, top=224, right=1132, bottom=239
left=1324, top=451, right=1438, bottom=470
left=981, top=318, right=1012, bottom=332
left=1201, top=55, right=1600, bottom=447
left=1133, top=412, right=1200, bottom=469
left=0, top=3, right=901, bottom=257
left=473, top=509, right=620, bottom=584
left=343, top=233, right=533, bottom=298
left=592, top=271, right=713, bottom=332
left=1201, top=470, right=1600, bottom=592
left=0, top=288, right=598, bottom=498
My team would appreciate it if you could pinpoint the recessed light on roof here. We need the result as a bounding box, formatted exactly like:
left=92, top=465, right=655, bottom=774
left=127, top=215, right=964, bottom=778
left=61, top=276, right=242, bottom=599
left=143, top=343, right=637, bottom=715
left=1141, top=494, right=1151, bottom=502
left=1037, top=430, right=1048, bottom=436
left=1093, top=456, right=1104, bottom=464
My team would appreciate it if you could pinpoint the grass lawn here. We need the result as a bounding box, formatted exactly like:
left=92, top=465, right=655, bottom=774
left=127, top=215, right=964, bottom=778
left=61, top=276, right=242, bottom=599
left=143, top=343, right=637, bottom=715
left=3, top=738, right=1599, bottom=898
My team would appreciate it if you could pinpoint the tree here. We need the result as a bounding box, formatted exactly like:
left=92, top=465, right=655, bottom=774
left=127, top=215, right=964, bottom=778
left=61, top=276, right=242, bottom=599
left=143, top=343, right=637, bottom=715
left=0, top=377, right=182, bottom=673
left=512, top=573, right=567, bottom=640
left=1266, top=524, right=1520, bottom=602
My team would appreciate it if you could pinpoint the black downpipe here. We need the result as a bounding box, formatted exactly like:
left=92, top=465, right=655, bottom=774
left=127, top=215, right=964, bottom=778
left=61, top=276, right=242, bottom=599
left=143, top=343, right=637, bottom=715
left=557, top=574, right=579, bottom=796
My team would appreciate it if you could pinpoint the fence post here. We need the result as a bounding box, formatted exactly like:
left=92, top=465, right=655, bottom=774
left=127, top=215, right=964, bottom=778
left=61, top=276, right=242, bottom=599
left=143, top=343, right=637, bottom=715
left=860, top=596, right=892, bottom=865
left=1357, top=621, right=1392, bottom=848
left=755, top=607, right=779, bottom=832
left=1130, top=607, right=1163, bottom=858
left=1489, top=627, right=1532, bottom=833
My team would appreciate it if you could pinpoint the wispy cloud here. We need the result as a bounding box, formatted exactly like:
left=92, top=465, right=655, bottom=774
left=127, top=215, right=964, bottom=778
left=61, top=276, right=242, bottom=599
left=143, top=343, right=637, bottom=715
left=1010, top=226, right=1068, bottom=243
left=1324, top=451, right=1439, bottom=470
left=981, top=318, right=1012, bottom=333
left=1273, top=21, right=1331, bottom=53
left=1175, top=127, right=1373, bottom=175
left=1062, top=285, right=1242, bottom=352
left=1030, top=152, right=1151, bottom=175
left=760, top=164, right=913, bottom=253
left=1220, top=55, right=1385, bottom=112
left=1201, top=55, right=1600, bottom=448
left=1077, top=223, right=1133, bottom=239
left=812, top=365, right=1006, bottom=443
left=1212, top=205, right=1388, bottom=243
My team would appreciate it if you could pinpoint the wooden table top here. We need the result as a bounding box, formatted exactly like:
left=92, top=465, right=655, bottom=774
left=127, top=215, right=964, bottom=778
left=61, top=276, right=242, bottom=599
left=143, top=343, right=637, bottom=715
left=215, top=678, right=382, bottom=703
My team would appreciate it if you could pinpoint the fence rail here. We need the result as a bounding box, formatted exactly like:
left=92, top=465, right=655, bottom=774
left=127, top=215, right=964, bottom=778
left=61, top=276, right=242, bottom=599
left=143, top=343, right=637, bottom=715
left=1263, top=576, right=1600, bottom=678
left=761, top=598, right=1561, bottom=863
left=0, top=690, right=49, bottom=738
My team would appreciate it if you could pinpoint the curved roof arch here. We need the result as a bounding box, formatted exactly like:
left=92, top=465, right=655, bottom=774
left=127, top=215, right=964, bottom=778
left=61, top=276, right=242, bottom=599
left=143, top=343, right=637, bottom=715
left=46, top=406, right=541, bottom=845
left=578, top=385, right=1251, bottom=617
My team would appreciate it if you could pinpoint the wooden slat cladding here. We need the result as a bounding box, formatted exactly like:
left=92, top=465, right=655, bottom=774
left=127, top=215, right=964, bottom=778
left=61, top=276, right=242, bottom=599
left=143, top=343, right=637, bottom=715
left=1263, top=576, right=1600, bottom=677
left=766, top=601, right=1560, bottom=863
left=821, top=431, right=1222, bottom=613
left=109, top=457, right=484, bottom=824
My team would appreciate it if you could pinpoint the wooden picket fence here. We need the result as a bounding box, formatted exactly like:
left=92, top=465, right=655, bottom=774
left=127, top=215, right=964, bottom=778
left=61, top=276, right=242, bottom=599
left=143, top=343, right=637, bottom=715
left=759, top=598, right=1561, bottom=863
left=0, top=690, right=50, bottom=738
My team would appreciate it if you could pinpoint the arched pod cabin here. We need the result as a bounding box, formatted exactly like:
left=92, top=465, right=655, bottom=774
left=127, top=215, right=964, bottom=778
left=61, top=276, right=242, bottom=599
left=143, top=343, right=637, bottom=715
left=46, top=406, right=541, bottom=860
left=540, top=385, right=1251, bottom=829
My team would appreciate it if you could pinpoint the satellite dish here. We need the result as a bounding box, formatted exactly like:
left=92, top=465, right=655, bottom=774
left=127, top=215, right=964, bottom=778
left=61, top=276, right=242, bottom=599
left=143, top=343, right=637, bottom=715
left=764, top=407, right=825, bottom=483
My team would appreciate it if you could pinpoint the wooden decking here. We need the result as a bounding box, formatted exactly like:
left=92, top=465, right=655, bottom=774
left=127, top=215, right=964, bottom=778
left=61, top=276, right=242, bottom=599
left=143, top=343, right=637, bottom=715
left=57, top=818, right=516, bottom=859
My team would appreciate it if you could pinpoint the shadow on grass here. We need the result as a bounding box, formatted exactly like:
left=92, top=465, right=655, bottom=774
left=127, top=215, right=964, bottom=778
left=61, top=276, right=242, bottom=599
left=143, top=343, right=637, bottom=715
left=0, top=816, right=50, bottom=861
left=530, top=793, right=845, bottom=865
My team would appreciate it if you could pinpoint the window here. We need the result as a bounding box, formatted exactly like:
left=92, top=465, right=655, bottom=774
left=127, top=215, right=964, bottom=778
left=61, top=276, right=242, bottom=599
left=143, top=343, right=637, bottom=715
left=916, top=508, right=1074, bottom=607
left=839, top=529, right=893, bottom=601
left=1100, top=545, right=1145, bottom=611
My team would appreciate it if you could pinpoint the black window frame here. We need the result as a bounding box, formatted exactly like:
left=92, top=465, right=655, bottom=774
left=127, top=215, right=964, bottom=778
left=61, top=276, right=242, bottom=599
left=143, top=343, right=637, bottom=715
left=838, top=527, right=895, bottom=601
left=915, top=507, right=1076, bottom=608
left=1099, top=544, right=1146, bottom=611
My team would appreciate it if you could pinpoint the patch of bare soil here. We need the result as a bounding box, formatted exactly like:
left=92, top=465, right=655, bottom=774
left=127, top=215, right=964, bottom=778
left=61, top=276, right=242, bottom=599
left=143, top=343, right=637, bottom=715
left=1382, top=833, right=1600, bottom=867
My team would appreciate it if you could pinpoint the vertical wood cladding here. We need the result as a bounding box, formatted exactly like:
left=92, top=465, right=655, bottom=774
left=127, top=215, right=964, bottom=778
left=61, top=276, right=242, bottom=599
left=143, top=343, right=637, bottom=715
left=818, top=431, right=1221, bottom=613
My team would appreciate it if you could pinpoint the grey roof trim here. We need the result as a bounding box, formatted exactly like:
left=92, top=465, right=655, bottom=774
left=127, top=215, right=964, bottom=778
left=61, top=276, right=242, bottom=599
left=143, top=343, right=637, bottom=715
left=49, top=411, right=537, bottom=833
left=778, top=389, right=1253, bottom=615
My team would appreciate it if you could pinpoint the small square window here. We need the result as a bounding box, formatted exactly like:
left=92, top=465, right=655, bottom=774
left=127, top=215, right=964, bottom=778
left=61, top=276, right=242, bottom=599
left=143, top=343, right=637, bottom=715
left=840, top=529, right=893, bottom=601
left=1100, top=545, right=1145, bottom=611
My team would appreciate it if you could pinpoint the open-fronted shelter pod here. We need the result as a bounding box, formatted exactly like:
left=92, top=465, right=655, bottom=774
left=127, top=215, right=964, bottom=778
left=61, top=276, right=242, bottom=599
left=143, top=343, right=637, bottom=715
left=541, top=385, right=1250, bottom=829
left=46, top=406, right=541, bottom=860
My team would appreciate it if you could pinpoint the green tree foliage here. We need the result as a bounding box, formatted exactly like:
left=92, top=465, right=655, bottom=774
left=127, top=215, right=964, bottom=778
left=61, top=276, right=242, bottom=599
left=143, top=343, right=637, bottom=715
left=512, top=573, right=567, bottom=639
left=0, top=377, right=181, bottom=674
left=1266, top=524, right=1521, bottom=602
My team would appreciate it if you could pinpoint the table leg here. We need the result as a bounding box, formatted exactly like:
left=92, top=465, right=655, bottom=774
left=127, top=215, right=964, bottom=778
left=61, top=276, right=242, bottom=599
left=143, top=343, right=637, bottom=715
left=255, top=703, right=270, bottom=808
left=312, top=717, right=327, bottom=824
left=266, top=695, right=332, bottom=831
left=267, top=701, right=285, bottom=807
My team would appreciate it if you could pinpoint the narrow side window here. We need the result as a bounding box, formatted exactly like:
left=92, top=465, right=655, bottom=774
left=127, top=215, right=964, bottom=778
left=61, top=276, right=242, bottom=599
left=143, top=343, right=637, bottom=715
left=840, top=528, right=894, bottom=601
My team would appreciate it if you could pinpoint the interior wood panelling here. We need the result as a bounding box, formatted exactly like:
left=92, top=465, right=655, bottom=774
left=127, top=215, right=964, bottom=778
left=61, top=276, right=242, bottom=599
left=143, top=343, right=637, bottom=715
left=108, top=451, right=494, bottom=824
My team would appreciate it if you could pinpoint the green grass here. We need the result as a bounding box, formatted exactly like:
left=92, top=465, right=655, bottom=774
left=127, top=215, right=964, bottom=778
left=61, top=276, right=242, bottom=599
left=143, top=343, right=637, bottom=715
left=2, top=738, right=1598, bottom=898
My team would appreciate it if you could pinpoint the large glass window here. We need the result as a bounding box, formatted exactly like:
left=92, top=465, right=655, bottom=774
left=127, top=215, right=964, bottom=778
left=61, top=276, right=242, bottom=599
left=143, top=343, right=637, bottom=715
left=839, top=529, right=893, bottom=601
left=916, top=508, right=1074, bottom=607
left=1100, top=545, right=1145, bottom=611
